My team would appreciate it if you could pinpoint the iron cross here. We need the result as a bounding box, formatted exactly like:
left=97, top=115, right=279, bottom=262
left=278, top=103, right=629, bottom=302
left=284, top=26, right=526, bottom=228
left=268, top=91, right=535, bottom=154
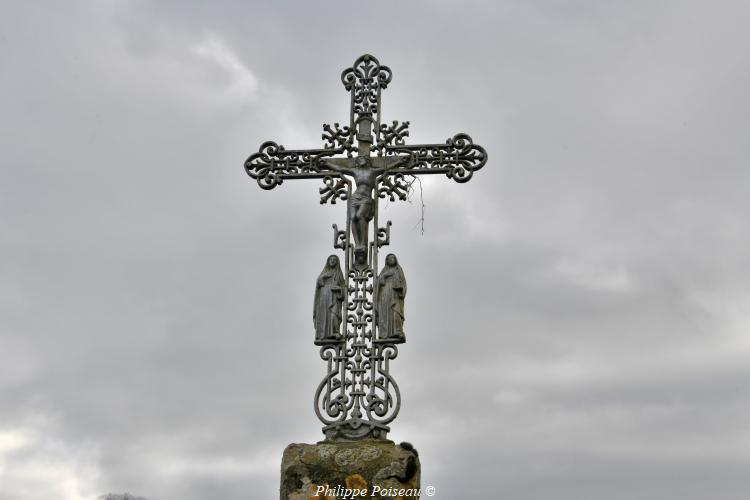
left=244, top=54, right=487, bottom=440
left=245, top=54, right=487, bottom=265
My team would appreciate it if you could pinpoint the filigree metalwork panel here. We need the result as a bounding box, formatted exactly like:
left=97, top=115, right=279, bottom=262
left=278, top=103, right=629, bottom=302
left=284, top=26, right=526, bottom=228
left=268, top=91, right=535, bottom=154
left=378, top=173, right=411, bottom=202
left=377, top=120, right=410, bottom=149
left=314, top=211, right=401, bottom=441
left=341, top=54, right=392, bottom=122
left=384, top=133, right=488, bottom=183
left=319, top=176, right=348, bottom=204
left=244, top=142, right=339, bottom=190
left=322, top=123, right=355, bottom=154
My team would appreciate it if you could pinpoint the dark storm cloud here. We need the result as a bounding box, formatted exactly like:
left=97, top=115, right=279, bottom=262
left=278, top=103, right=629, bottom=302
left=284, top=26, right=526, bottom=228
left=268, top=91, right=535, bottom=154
left=1, top=1, right=749, bottom=499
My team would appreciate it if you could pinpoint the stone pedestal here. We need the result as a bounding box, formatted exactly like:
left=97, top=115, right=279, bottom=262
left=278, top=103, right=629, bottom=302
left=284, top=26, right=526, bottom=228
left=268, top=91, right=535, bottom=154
left=280, top=441, right=421, bottom=500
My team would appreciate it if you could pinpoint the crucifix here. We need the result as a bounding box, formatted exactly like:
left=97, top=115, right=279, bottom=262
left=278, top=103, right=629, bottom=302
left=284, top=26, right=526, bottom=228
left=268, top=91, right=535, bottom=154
left=244, top=54, right=487, bottom=441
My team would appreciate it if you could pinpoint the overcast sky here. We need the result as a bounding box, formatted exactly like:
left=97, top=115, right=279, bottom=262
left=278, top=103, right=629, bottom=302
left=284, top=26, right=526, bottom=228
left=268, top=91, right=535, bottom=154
left=2, top=1, right=749, bottom=499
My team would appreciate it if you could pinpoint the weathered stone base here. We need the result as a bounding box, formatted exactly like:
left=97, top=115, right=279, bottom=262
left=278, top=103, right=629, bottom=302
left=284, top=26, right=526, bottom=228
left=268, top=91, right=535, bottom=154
left=280, top=441, right=421, bottom=500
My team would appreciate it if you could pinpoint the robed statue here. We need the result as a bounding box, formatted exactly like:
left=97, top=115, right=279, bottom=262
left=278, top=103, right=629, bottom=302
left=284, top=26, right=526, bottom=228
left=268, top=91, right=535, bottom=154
left=375, top=253, right=407, bottom=342
left=314, top=255, right=346, bottom=344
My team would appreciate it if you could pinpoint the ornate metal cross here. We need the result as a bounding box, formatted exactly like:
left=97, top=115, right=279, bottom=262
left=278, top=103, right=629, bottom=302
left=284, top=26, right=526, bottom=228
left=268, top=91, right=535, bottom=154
left=244, top=54, right=487, bottom=441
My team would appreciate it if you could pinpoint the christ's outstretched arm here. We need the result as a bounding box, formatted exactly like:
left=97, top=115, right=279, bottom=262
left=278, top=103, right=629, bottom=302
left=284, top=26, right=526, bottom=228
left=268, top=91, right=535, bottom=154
left=318, top=157, right=352, bottom=175
left=381, top=154, right=412, bottom=173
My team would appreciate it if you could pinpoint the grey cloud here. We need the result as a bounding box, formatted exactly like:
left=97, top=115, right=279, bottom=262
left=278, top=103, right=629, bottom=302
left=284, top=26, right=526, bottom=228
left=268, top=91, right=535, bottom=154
left=1, top=1, right=749, bottom=499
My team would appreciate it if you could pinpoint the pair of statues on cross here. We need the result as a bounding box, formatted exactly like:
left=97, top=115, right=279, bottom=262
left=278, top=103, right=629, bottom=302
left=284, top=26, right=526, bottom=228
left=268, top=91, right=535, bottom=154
left=314, top=253, right=406, bottom=344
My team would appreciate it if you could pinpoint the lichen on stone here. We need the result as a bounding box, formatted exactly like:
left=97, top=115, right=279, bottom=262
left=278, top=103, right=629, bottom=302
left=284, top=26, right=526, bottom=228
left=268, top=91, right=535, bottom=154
left=280, top=441, right=420, bottom=500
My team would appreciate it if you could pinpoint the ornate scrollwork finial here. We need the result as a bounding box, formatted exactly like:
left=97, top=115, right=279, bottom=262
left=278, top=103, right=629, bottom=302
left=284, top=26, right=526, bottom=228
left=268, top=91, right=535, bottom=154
left=341, top=54, right=392, bottom=121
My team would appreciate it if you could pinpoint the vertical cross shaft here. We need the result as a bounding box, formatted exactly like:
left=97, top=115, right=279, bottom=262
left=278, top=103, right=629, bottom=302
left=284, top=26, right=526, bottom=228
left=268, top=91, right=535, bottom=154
left=357, top=117, right=372, bottom=157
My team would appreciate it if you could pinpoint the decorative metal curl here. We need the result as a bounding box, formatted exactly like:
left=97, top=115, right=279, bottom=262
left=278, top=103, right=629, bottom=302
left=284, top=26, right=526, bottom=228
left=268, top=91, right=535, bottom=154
left=322, top=123, right=355, bottom=154
left=378, top=173, right=410, bottom=201
left=377, top=221, right=392, bottom=248
left=244, top=142, right=343, bottom=190
left=314, top=344, right=349, bottom=426
left=319, top=176, right=348, bottom=204
left=384, top=133, right=488, bottom=183
left=377, top=120, right=410, bottom=149
left=341, top=54, right=392, bottom=120
left=365, top=343, right=401, bottom=423
left=331, top=224, right=347, bottom=250
left=243, top=141, right=284, bottom=190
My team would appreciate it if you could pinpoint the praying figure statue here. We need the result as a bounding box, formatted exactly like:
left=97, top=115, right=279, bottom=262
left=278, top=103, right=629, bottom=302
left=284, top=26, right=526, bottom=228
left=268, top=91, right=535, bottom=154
left=375, top=253, right=407, bottom=342
left=313, top=255, right=346, bottom=344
